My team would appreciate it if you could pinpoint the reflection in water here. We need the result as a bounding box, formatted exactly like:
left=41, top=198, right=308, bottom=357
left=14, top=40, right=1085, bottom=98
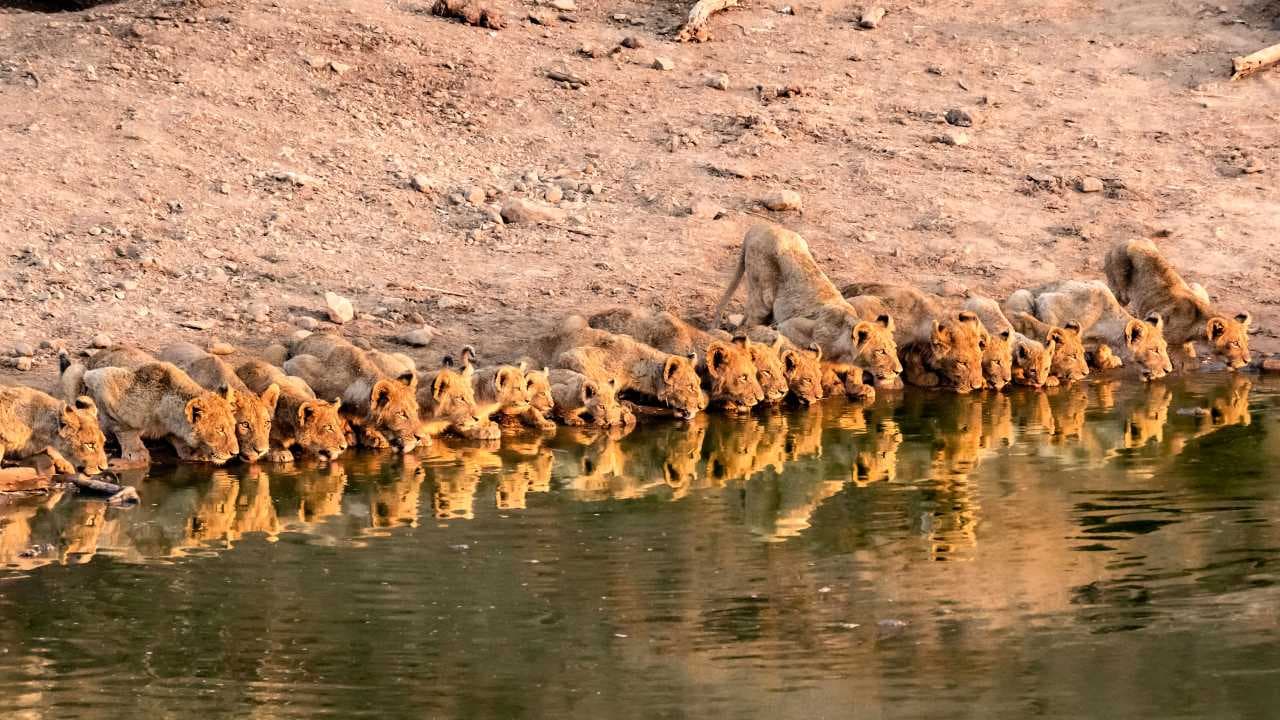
left=0, top=375, right=1276, bottom=718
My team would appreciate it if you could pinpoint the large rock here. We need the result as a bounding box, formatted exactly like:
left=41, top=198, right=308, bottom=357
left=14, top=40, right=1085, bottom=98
left=501, top=198, right=567, bottom=224
left=324, top=292, right=355, bottom=324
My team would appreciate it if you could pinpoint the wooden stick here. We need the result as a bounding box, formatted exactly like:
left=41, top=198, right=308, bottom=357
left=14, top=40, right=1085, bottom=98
left=677, top=0, right=739, bottom=42
left=540, top=223, right=601, bottom=237
left=1232, top=42, right=1280, bottom=80
left=416, top=284, right=470, bottom=298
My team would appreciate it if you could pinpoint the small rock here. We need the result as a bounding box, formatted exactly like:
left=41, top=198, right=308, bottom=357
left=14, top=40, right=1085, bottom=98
left=933, top=131, right=969, bottom=146
left=12, top=342, right=34, bottom=358
left=727, top=313, right=745, bottom=328
left=411, top=174, right=435, bottom=193
left=13, top=357, right=32, bottom=372
left=761, top=189, right=803, bottom=212
left=944, top=108, right=973, bottom=127
left=289, top=330, right=313, bottom=344
left=119, top=279, right=139, bottom=291
left=548, top=0, right=576, bottom=10
left=202, top=248, right=223, bottom=260
left=181, top=318, right=217, bottom=331
left=621, top=35, right=643, bottom=49
left=652, top=56, right=674, bottom=71
left=501, top=198, right=567, bottom=224
left=207, top=267, right=229, bottom=284
left=247, top=302, right=271, bottom=321
left=351, top=337, right=372, bottom=351
left=706, top=73, right=730, bottom=90
left=397, top=327, right=436, bottom=347
left=778, top=5, right=795, bottom=14
left=329, top=61, right=353, bottom=75
left=324, top=292, right=355, bottom=324
left=859, top=6, right=886, bottom=29
left=1077, top=176, right=1104, bottom=193
left=545, top=185, right=564, bottom=203
left=528, top=9, right=557, bottom=25
left=689, top=198, right=724, bottom=220
left=578, top=43, right=606, bottom=58
left=271, top=170, right=323, bottom=188
left=437, top=295, right=471, bottom=311
left=209, top=341, right=236, bottom=356
left=91, top=333, right=113, bottom=349
left=295, top=316, right=320, bottom=331
left=465, top=186, right=486, bottom=205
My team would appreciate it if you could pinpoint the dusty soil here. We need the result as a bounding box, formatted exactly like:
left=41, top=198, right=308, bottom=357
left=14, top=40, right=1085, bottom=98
left=1, top=0, right=1278, bottom=389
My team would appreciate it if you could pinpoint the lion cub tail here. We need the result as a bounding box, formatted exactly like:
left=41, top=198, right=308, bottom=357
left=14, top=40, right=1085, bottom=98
left=713, top=242, right=748, bottom=329
left=1103, top=240, right=1137, bottom=306
left=58, top=350, right=88, bottom=404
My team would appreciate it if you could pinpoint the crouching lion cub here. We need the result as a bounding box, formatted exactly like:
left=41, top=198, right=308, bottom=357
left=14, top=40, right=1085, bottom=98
left=546, top=316, right=708, bottom=419
left=458, top=348, right=555, bottom=431
left=742, top=326, right=825, bottom=404
left=547, top=369, right=635, bottom=427
left=159, top=342, right=280, bottom=463
left=962, top=294, right=1057, bottom=389
left=1006, top=280, right=1172, bottom=381
left=588, top=307, right=764, bottom=413
left=0, top=386, right=109, bottom=475
left=284, top=333, right=425, bottom=452
left=1104, top=238, right=1251, bottom=369
left=236, top=360, right=349, bottom=463
left=60, top=350, right=239, bottom=466
left=714, top=224, right=903, bottom=387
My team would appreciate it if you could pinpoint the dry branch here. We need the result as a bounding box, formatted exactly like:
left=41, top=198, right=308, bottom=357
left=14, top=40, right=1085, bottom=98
left=1231, top=42, right=1280, bottom=80
left=677, top=0, right=739, bottom=42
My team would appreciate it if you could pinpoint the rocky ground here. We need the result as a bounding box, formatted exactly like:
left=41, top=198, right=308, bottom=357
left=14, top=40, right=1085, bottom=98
left=1, top=0, right=1278, bottom=390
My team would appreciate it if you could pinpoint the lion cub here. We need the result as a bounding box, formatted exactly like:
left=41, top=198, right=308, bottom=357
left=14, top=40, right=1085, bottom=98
left=283, top=333, right=424, bottom=452
left=0, top=387, right=108, bottom=475
left=547, top=316, right=708, bottom=419
left=714, top=224, right=903, bottom=386
left=457, top=348, right=554, bottom=431
left=236, top=360, right=349, bottom=463
left=588, top=308, right=764, bottom=413
left=1006, top=314, right=1093, bottom=384
left=547, top=369, right=635, bottom=427
left=60, top=349, right=239, bottom=466
left=1006, top=280, right=1172, bottom=381
left=159, top=342, right=280, bottom=463
left=742, top=326, right=825, bottom=404
left=1105, top=239, right=1251, bottom=370
left=415, top=353, right=501, bottom=440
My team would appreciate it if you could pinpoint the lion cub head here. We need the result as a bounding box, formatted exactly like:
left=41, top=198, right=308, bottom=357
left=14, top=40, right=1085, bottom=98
left=1207, top=312, right=1251, bottom=369
left=981, top=327, right=1014, bottom=391
left=296, top=399, right=349, bottom=459
left=579, top=376, right=634, bottom=427
left=779, top=341, right=824, bottom=404
left=230, top=384, right=280, bottom=463
left=182, top=385, right=241, bottom=464
left=1011, top=337, right=1055, bottom=389
left=657, top=354, right=708, bottom=420
left=741, top=337, right=790, bottom=404
left=524, top=367, right=555, bottom=417
left=477, top=363, right=532, bottom=415
left=1045, top=323, right=1090, bottom=383
left=58, top=397, right=109, bottom=475
left=1123, top=315, right=1173, bottom=381
left=851, top=314, right=903, bottom=386
left=703, top=339, right=764, bottom=413
left=926, top=312, right=987, bottom=393
left=367, top=374, right=423, bottom=453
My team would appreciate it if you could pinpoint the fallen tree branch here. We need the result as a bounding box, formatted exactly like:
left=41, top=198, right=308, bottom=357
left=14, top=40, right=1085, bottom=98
left=677, top=0, right=739, bottom=42
left=540, top=223, right=601, bottom=237
left=1232, top=42, right=1280, bottom=80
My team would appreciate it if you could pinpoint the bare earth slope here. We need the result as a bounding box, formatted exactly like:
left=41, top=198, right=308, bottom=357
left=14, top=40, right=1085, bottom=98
left=1, top=0, right=1277, bottom=385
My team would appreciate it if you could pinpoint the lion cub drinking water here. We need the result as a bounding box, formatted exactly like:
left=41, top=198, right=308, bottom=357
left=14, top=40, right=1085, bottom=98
left=159, top=342, right=280, bottom=463
left=0, top=386, right=109, bottom=475
left=1104, top=238, right=1251, bottom=370
left=714, top=224, right=902, bottom=387
left=60, top=347, right=240, bottom=466
left=236, top=360, right=349, bottom=463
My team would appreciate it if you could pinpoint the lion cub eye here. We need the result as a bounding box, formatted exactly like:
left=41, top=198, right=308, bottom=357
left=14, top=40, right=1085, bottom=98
left=83, top=443, right=96, bottom=451
left=238, top=422, right=251, bottom=433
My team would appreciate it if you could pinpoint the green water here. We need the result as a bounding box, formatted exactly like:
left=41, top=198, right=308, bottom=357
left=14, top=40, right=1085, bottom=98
left=1, top=374, right=1278, bottom=719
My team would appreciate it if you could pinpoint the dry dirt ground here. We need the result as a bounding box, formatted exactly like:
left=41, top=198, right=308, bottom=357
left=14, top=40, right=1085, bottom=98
left=1, top=0, right=1278, bottom=388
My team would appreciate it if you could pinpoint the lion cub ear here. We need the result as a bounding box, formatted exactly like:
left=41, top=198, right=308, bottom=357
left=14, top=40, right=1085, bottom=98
left=706, top=343, right=731, bottom=374
left=1235, top=312, right=1252, bottom=328
left=875, top=313, right=894, bottom=332
left=261, top=383, right=281, bottom=412
left=782, top=349, right=799, bottom=374
left=1015, top=344, right=1030, bottom=362
left=74, top=395, right=97, bottom=413
left=807, top=342, right=822, bottom=361
left=185, top=398, right=205, bottom=424
left=1063, top=321, right=1082, bottom=336
left=1207, top=317, right=1228, bottom=341
left=1124, top=319, right=1145, bottom=347
left=852, top=321, right=874, bottom=349
left=1144, top=312, right=1164, bottom=331
left=431, top=373, right=450, bottom=402
left=372, top=379, right=396, bottom=408
left=220, top=384, right=236, bottom=406
left=663, top=356, right=683, bottom=382
left=60, top=404, right=79, bottom=427
left=580, top=381, right=597, bottom=403
left=299, top=401, right=318, bottom=425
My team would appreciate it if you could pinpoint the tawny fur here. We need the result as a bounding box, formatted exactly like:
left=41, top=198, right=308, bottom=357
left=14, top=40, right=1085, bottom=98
left=714, top=224, right=903, bottom=385
left=416, top=355, right=501, bottom=440
left=544, top=316, right=708, bottom=419
left=283, top=333, right=424, bottom=452
left=1007, top=313, right=1092, bottom=384
left=546, top=369, right=634, bottom=427
left=61, top=350, right=239, bottom=466
left=236, top=360, right=349, bottom=462
left=588, top=307, right=764, bottom=412
left=962, top=294, right=1057, bottom=389
left=160, top=342, right=280, bottom=462
left=0, top=387, right=108, bottom=475
left=1104, top=238, right=1251, bottom=369
left=1005, top=280, right=1172, bottom=381
left=742, top=326, right=825, bottom=404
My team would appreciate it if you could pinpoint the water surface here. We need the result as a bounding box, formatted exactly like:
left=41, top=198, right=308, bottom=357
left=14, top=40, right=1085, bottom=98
left=1, top=374, right=1278, bottom=719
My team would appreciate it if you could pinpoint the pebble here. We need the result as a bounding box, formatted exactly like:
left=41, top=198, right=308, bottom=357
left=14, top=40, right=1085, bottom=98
left=397, top=327, right=436, bottom=347
left=578, top=43, right=606, bottom=58
left=14, top=357, right=32, bottom=372
left=411, top=174, right=435, bottom=193
left=295, top=316, right=320, bottom=331
left=859, top=6, right=886, bottom=28
left=207, top=267, right=229, bottom=283
left=202, top=248, right=223, bottom=259
left=933, top=131, right=970, bottom=146
left=1077, top=176, right=1104, bottom=193
left=761, top=189, right=803, bottom=212
left=329, top=61, right=353, bottom=75
left=465, top=186, right=486, bottom=205
left=501, top=198, right=567, bottom=224
left=324, top=292, right=355, bottom=324
left=545, top=185, right=564, bottom=203
left=12, top=342, right=34, bottom=358
left=653, top=56, right=675, bottom=71
left=289, top=330, right=313, bottom=344
left=91, top=333, right=113, bottom=349
left=706, top=73, right=730, bottom=90
left=944, top=108, right=973, bottom=127
left=689, top=198, right=724, bottom=220
left=209, top=341, right=236, bottom=355
left=549, top=0, right=576, bottom=10
left=247, top=302, right=271, bottom=321
left=621, top=35, right=643, bottom=49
